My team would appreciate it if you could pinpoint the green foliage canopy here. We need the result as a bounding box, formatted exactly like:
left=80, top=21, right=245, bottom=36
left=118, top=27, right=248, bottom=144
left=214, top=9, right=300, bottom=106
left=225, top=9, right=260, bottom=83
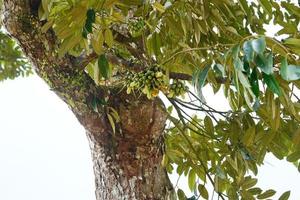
left=2, top=0, right=300, bottom=199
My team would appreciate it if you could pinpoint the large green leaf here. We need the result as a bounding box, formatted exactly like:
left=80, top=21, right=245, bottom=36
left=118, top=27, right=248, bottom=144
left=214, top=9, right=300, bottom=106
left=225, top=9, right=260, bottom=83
left=280, top=57, right=300, bottom=81
left=243, top=40, right=254, bottom=62
left=254, top=53, right=273, bottom=75
left=251, top=37, right=266, bottom=55
left=262, top=73, right=281, bottom=96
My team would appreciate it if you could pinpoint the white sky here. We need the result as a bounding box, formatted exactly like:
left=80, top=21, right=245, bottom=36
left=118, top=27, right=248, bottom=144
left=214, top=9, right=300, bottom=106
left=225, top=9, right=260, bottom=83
left=0, top=75, right=300, bottom=199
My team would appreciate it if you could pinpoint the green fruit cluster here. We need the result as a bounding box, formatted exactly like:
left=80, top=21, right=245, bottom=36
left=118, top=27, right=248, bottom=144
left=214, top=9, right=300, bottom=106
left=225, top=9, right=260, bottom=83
left=125, top=66, right=188, bottom=99
left=168, top=79, right=188, bottom=98
left=128, top=17, right=145, bottom=37
left=126, top=66, right=167, bottom=99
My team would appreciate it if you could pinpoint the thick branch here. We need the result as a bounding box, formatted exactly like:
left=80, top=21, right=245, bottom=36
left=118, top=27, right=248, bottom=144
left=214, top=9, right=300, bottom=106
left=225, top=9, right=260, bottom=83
left=78, top=52, right=193, bottom=80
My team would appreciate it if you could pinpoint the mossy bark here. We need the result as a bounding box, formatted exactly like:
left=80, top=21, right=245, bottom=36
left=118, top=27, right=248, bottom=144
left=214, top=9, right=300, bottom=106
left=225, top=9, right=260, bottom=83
left=2, top=1, right=174, bottom=199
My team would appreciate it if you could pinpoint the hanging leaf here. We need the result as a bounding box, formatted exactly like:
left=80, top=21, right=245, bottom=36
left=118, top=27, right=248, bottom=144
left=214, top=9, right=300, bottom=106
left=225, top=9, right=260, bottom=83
left=198, top=184, right=209, bottom=200
left=188, top=169, right=196, bottom=191
left=107, top=113, right=116, bottom=134
left=250, top=67, right=260, bottom=97
left=86, top=9, right=96, bottom=24
left=255, top=53, right=273, bottom=75
left=238, top=70, right=251, bottom=88
left=243, top=40, right=254, bottom=61
left=104, top=29, right=114, bottom=48
left=84, top=9, right=96, bottom=34
left=257, top=189, right=276, bottom=199
left=91, top=31, right=104, bottom=55
left=258, top=0, right=273, bottom=16
left=98, top=54, right=110, bottom=79
left=204, top=116, right=214, bottom=135
left=278, top=191, right=291, bottom=200
left=280, top=57, right=300, bottom=81
left=242, top=126, right=256, bottom=146
left=262, top=73, right=281, bottom=96
left=192, top=65, right=210, bottom=102
left=234, top=57, right=244, bottom=71
left=177, top=189, right=187, bottom=200
left=251, top=37, right=266, bottom=55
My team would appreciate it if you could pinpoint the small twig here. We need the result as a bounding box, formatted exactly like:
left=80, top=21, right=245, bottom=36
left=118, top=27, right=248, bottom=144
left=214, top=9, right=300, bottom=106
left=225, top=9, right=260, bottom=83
left=161, top=44, right=234, bottom=65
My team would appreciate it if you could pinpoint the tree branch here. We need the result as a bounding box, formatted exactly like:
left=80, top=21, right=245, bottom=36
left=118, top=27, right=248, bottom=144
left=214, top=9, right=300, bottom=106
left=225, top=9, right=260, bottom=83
left=77, top=51, right=193, bottom=80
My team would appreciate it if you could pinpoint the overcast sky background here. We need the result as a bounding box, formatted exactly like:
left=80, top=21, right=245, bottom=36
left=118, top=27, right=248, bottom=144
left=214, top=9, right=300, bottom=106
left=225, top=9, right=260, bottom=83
left=0, top=75, right=300, bottom=200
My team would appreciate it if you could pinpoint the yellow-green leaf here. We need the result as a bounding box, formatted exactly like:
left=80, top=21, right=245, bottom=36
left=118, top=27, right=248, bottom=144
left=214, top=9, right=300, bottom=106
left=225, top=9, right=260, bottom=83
left=152, top=2, right=165, bottom=13
left=279, top=191, right=291, bottom=200
left=257, top=189, right=276, bottom=199
left=286, top=150, right=300, bottom=162
left=198, top=184, right=209, bottom=200
left=107, top=113, right=116, bottom=134
left=104, top=29, right=114, bottom=48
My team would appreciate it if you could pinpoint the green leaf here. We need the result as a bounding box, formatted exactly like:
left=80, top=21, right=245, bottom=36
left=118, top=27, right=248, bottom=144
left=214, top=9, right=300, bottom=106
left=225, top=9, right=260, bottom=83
left=257, top=189, right=276, bottom=199
left=152, top=2, right=165, bottom=13
left=255, top=53, right=273, bottom=75
left=104, top=29, right=114, bottom=48
left=239, top=0, right=251, bottom=15
left=98, top=54, right=110, bottom=79
left=248, top=187, right=263, bottom=195
left=284, top=38, right=300, bottom=48
left=84, top=9, right=95, bottom=34
left=278, top=191, right=291, bottom=200
left=250, top=68, right=260, bottom=97
left=177, top=189, right=187, bottom=200
left=242, top=126, right=256, bottom=146
left=286, top=150, right=300, bottom=162
left=213, top=63, right=225, bottom=77
left=243, top=41, right=254, bottom=61
left=258, top=0, right=273, bottom=15
left=280, top=57, right=300, bottom=81
left=238, top=70, right=251, bottom=88
left=92, top=32, right=104, bottom=55
left=243, top=57, right=251, bottom=75
left=188, top=169, right=196, bottom=191
left=251, top=37, right=266, bottom=55
left=216, top=166, right=226, bottom=179
left=285, top=65, right=300, bottom=81
left=192, top=65, right=210, bottom=102
left=204, top=116, right=214, bottom=135
left=198, top=184, right=209, bottom=200
left=231, top=44, right=241, bottom=59
left=86, top=9, right=96, bottom=24
left=242, top=177, right=258, bottom=189
left=262, top=73, right=281, bottom=96
left=107, top=113, right=116, bottom=134
left=234, top=57, right=244, bottom=71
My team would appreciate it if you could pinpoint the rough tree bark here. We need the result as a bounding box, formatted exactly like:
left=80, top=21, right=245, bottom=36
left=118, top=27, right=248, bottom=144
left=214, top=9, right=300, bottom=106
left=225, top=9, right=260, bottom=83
left=2, top=0, right=174, bottom=199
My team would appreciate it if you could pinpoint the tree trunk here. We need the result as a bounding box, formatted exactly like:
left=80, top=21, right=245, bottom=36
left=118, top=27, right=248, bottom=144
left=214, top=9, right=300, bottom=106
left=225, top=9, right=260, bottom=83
left=85, top=94, right=174, bottom=200
left=2, top=1, right=175, bottom=199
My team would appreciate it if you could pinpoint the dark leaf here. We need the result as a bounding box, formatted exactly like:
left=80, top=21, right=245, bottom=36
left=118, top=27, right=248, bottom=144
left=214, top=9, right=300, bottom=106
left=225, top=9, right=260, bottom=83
left=98, top=54, right=110, bottom=79
left=262, top=73, right=281, bottom=96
